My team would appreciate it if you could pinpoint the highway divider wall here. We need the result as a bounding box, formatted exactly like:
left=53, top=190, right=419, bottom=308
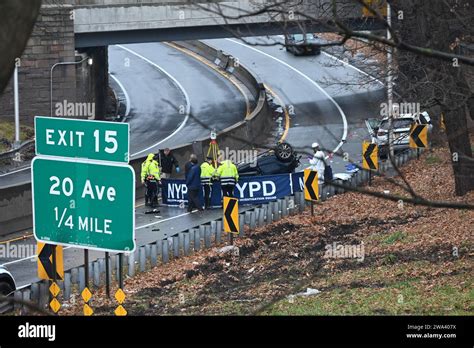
left=8, top=148, right=426, bottom=314
left=0, top=40, right=271, bottom=237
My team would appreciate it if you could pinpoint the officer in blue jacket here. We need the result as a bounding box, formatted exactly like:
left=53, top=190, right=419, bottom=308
left=185, top=154, right=203, bottom=212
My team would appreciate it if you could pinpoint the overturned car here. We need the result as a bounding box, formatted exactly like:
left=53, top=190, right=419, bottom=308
left=237, top=142, right=301, bottom=177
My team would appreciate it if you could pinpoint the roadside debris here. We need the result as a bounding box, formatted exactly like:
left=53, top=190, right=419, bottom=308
left=217, top=245, right=239, bottom=256
left=288, top=288, right=321, bottom=299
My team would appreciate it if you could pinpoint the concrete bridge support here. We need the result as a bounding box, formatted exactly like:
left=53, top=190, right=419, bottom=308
left=0, top=4, right=107, bottom=125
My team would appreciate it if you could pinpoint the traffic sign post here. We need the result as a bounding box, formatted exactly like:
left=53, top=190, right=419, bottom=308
left=223, top=197, right=239, bottom=245
left=362, top=0, right=387, bottom=17
left=362, top=141, right=379, bottom=186
left=37, top=242, right=64, bottom=281
left=409, top=124, right=428, bottom=149
left=35, top=116, right=129, bottom=163
left=105, top=251, right=110, bottom=298
left=304, top=169, right=319, bottom=216
left=32, top=157, right=136, bottom=253
left=409, top=124, right=428, bottom=160
left=33, top=116, right=135, bottom=310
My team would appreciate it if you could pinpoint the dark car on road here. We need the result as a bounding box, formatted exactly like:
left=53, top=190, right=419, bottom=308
left=285, top=33, right=321, bottom=55
left=238, top=142, right=301, bottom=176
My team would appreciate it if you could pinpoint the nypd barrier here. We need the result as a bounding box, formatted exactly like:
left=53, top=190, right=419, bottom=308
left=162, top=172, right=305, bottom=206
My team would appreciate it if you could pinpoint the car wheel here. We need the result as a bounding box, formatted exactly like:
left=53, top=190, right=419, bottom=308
left=275, top=142, right=294, bottom=163
left=0, top=282, right=14, bottom=296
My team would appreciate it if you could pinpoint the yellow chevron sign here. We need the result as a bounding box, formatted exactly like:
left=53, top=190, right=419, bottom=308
left=37, top=243, right=64, bottom=281
left=409, top=124, right=428, bottom=148
left=362, top=0, right=387, bottom=17
left=363, top=141, right=378, bottom=170
left=223, top=197, right=239, bottom=234
left=304, top=169, right=319, bottom=201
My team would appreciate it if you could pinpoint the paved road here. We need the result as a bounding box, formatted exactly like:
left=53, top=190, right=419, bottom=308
left=1, top=38, right=386, bottom=288
left=0, top=42, right=248, bottom=188
left=205, top=37, right=385, bottom=173
left=110, top=43, right=248, bottom=158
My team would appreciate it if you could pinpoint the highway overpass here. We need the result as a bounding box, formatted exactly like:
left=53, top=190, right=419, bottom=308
left=71, top=0, right=384, bottom=47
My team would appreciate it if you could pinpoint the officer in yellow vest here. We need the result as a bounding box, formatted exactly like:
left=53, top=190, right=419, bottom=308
left=141, top=153, right=161, bottom=207
left=200, top=156, right=216, bottom=209
left=216, top=159, right=239, bottom=197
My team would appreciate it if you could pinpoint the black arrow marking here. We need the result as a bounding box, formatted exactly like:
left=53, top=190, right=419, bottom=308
left=411, top=125, right=426, bottom=147
left=364, top=143, right=377, bottom=170
left=224, top=199, right=238, bottom=232
left=305, top=171, right=318, bottom=200
left=38, top=244, right=62, bottom=280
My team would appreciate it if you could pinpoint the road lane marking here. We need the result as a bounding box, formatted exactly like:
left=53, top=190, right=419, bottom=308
left=264, top=84, right=290, bottom=142
left=0, top=234, right=33, bottom=245
left=135, top=211, right=192, bottom=230
left=0, top=166, right=30, bottom=177
left=116, top=44, right=191, bottom=158
left=226, top=39, right=348, bottom=154
left=109, top=73, right=131, bottom=118
left=164, top=41, right=251, bottom=118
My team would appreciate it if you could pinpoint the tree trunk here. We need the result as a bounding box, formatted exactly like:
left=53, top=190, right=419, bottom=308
left=393, top=0, right=473, bottom=196
left=443, top=106, right=474, bottom=196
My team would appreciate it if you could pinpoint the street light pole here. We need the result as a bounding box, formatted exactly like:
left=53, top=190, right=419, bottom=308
left=50, top=56, right=93, bottom=117
left=13, top=63, right=20, bottom=148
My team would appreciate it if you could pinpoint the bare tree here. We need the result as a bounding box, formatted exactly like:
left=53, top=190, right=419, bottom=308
left=391, top=0, right=474, bottom=195
left=189, top=0, right=474, bottom=196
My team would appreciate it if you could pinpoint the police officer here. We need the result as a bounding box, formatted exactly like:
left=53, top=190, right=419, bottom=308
left=216, top=159, right=239, bottom=197
left=185, top=154, right=203, bottom=212
left=200, top=156, right=216, bottom=209
left=141, top=153, right=161, bottom=207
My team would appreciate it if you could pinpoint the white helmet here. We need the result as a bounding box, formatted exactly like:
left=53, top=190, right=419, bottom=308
left=311, top=142, right=319, bottom=149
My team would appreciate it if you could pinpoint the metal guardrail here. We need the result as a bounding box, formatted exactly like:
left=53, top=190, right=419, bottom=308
left=0, top=140, right=35, bottom=162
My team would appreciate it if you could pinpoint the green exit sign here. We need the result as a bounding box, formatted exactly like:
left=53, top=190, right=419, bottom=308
left=32, top=157, right=136, bottom=253
left=35, top=116, right=129, bottom=163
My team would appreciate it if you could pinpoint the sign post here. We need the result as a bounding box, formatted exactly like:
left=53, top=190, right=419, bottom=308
left=303, top=169, right=319, bottom=216
left=35, top=116, right=129, bottom=163
left=37, top=242, right=64, bottom=281
left=32, top=116, right=135, bottom=314
left=362, top=141, right=379, bottom=186
left=409, top=124, right=428, bottom=160
left=32, top=157, right=136, bottom=252
left=223, top=197, right=239, bottom=245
